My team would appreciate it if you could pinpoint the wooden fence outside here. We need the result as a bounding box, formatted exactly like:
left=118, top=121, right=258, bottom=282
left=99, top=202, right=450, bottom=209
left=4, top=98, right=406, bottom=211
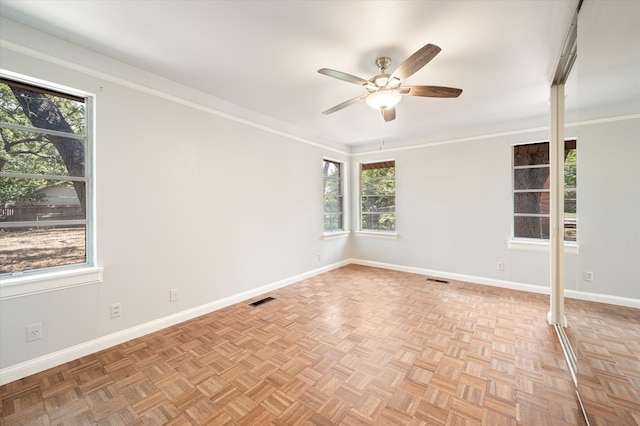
left=0, top=205, right=84, bottom=222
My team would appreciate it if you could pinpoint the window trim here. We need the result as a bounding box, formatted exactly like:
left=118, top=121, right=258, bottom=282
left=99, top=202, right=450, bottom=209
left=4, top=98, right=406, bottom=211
left=508, top=238, right=579, bottom=254
left=0, top=266, right=104, bottom=300
left=511, top=139, right=577, bottom=243
left=355, top=230, right=398, bottom=239
left=322, top=158, right=346, bottom=234
left=0, top=71, right=100, bottom=296
left=359, top=159, right=396, bottom=232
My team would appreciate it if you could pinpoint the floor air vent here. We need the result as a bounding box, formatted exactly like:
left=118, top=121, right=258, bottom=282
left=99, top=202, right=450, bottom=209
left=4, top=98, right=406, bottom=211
left=249, top=296, right=275, bottom=307
left=427, top=278, right=449, bottom=284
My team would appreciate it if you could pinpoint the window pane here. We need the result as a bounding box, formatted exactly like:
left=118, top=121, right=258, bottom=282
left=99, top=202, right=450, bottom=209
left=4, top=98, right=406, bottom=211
left=362, top=195, right=395, bottom=213
left=0, top=225, right=86, bottom=274
left=0, top=129, right=84, bottom=177
left=514, top=216, right=550, bottom=239
left=361, top=167, right=395, bottom=179
left=1, top=77, right=91, bottom=276
left=362, top=177, right=395, bottom=195
left=0, top=80, right=85, bottom=135
left=513, top=143, right=549, bottom=166
left=323, top=195, right=341, bottom=213
left=323, top=177, right=340, bottom=195
left=512, top=140, right=576, bottom=242
left=514, top=192, right=550, bottom=214
left=324, top=214, right=342, bottom=232
left=360, top=161, right=395, bottom=231
left=564, top=190, right=577, bottom=214
left=361, top=213, right=395, bottom=231
left=514, top=168, right=549, bottom=190
left=564, top=162, right=576, bottom=189
left=323, top=160, right=343, bottom=232
left=564, top=215, right=577, bottom=241
left=324, top=161, right=340, bottom=177
left=0, top=179, right=84, bottom=222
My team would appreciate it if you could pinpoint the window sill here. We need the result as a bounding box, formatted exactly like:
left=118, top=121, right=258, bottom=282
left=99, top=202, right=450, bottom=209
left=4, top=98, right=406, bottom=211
left=508, top=239, right=579, bottom=255
left=0, top=266, right=104, bottom=300
left=321, top=231, right=350, bottom=240
left=355, top=231, right=399, bottom=240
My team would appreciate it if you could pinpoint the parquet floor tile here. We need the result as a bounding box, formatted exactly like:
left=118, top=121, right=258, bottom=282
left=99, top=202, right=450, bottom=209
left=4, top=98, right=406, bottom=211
left=565, top=298, right=640, bottom=426
left=2, top=265, right=635, bottom=424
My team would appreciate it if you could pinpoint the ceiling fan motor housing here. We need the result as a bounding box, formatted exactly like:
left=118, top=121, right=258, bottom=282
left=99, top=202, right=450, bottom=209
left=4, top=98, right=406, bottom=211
left=375, top=57, right=392, bottom=72
left=368, top=57, right=404, bottom=91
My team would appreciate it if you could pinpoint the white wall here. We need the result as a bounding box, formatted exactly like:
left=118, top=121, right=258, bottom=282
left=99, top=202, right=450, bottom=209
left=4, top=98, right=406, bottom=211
left=574, top=118, right=640, bottom=299
left=351, top=116, right=639, bottom=301
left=352, top=129, right=574, bottom=288
left=0, top=19, right=351, bottom=375
left=570, top=0, right=640, bottom=300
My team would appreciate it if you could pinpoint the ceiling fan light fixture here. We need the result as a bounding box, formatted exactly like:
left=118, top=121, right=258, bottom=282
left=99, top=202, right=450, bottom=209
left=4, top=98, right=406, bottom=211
left=366, top=89, right=402, bottom=110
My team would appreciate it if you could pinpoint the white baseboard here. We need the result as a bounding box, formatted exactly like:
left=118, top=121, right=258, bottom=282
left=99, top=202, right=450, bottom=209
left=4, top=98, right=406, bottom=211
left=350, top=258, right=640, bottom=309
left=350, top=258, right=552, bottom=295
left=564, top=289, right=640, bottom=309
left=2, top=258, right=637, bottom=385
left=0, top=260, right=350, bottom=385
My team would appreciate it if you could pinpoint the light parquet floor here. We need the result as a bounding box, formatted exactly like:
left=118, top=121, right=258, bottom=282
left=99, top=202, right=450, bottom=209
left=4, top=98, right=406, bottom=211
left=0, top=265, right=606, bottom=425
left=565, top=298, right=640, bottom=426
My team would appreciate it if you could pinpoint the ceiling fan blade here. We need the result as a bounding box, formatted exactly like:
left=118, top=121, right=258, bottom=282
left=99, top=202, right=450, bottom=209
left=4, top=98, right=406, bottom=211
left=318, top=68, right=369, bottom=86
left=390, top=44, right=441, bottom=81
left=404, top=85, right=463, bottom=98
left=382, top=107, right=396, bottom=122
left=322, top=94, right=368, bottom=115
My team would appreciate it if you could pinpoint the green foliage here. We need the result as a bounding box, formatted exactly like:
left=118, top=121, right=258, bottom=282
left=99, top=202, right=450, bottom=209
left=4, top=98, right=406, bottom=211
left=0, top=82, right=84, bottom=205
left=323, top=160, right=344, bottom=232
left=564, top=148, right=577, bottom=189
left=361, top=166, right=395, bottom=231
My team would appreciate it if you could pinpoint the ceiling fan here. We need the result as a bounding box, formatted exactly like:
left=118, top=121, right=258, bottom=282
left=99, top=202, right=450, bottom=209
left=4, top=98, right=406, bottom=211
left=318, top=43, right=462, bottom=122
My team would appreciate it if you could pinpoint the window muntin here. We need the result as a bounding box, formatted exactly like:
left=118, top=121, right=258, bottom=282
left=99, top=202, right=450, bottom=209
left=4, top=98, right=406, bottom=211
left=323, top=159, right=343, bottom=232
left=0, top=76, right=92, bottom=276
left=360, top=160, right=395, bottom=231
left=512, top=140, right=576, bottom=241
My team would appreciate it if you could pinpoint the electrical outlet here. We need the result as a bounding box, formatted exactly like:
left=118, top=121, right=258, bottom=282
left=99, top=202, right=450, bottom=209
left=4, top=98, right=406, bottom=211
left=584, top=271, right=594, bottom=282
left=26, top=322, right=42, bottom=342
left=110, top=303, right=122, bottom=318
left=497, top=261, right=505, bottom=271
left=170, top=288, right=179, bottom=302
left=317, top=253, right=322, bottom=262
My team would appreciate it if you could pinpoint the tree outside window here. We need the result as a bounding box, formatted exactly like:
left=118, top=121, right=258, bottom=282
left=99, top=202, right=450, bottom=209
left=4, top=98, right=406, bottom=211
left=0, top=77, right=91, bottom=275
left=360, top=161, right=395, bottom=231
left=323, top=159, right=343, bottom=232
left=513, top=140, right=576, bottom=241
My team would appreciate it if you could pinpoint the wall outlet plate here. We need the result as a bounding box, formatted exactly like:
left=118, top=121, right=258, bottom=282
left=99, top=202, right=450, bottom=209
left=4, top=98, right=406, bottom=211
left=170, top=288, right=179, bottom=302
left=26, top=322, right=42, bottom=342
left=110, top=303, right=121, bottom=318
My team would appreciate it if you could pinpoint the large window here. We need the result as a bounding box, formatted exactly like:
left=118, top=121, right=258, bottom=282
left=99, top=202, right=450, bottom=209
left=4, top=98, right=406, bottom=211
left=323, top=159, right=343, bottom=232
left=360, top=160, right=395, bottom=231
left=0, top=76, right=93, bottom=276
left=513, top=140, right=576, bottom=241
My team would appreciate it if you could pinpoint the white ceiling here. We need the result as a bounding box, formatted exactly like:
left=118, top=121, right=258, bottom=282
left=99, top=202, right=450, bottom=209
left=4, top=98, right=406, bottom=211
left=0, top=0, right=583, bottom=150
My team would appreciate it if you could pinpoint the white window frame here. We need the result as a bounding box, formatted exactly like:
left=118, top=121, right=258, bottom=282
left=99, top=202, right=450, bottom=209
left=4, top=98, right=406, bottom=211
left=322, top=158, right=346, bottom=234
left=0, top=71, right=102, bottom=300
left=358, top=160, right=396, bottom=234
left=510, top=139, right=578, bottom=254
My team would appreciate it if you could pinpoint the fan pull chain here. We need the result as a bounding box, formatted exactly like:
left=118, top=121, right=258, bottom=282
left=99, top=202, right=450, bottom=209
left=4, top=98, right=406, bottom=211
left=380, top=110, right=385, bottom=150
